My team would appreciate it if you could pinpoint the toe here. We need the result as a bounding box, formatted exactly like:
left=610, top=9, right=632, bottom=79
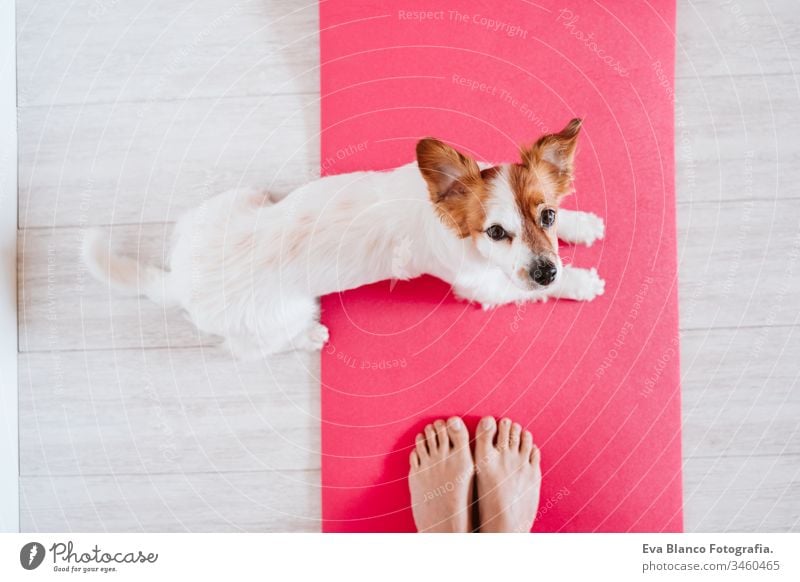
left=521, top=430, right=534, bottom=455
left=496, top=417, right=512, bottom=449
left=415, top=433, right=428, bottom=458
left=475, top=416, right=497, bottom=460
left=509, top=422, right=522, bottom=451
left=446, top=416, right=468, bottom=448
left=434, top=419, right=449, bottom=451
left=424, top=424, right=438, bottom=453
left=409, top=450, right=420, bottom=469
left=530, top=444, right=541, bottom=467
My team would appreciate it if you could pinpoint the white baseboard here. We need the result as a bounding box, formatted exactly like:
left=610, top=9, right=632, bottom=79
left=0, top=0, right=18, bottom=533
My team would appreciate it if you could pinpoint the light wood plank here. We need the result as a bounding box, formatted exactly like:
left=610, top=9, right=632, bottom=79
left=682, top=326, right=800, bottom=458
left=20, top=455, right=799, bottom=532
left=676, top=74, right=800, bottom=205
left=684, top=455, right=800, bottom=532
left=18, top=93, right=320, bottom=228
left=19, top=348, right=320, bottom=476
left=676, top=0, right=800, bottom=78
left=16, top=0, right=318, bottom=107
left=678, top=198, right=800, bottom=331
left=18, top=223, right=209, bottom=351
left=20, top=470, right=320, bottom=532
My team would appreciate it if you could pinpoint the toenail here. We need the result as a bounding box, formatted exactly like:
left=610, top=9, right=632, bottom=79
left=481, top=417, right=494, bottom=428
left=448, top=417, right=462, bottom=429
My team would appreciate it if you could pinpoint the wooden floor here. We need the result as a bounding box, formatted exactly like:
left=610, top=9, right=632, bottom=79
left=17, top=1, right=800, bottom=532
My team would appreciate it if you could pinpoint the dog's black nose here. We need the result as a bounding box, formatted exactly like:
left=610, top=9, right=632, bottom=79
left=530, top=260, right=558, bottom=286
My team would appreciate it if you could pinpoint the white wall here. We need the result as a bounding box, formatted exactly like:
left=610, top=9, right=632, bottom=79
left=0, top=0, right=18, bottom=532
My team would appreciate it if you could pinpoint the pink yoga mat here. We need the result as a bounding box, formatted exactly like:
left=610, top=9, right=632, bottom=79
left=319, top=0, right=680, bottom=532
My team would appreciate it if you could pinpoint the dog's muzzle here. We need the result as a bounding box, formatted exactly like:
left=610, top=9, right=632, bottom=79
left=529, top=258, right=558, bottom=287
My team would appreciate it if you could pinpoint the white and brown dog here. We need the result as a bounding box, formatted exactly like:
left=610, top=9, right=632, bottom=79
left=85, top=118, right=604, bottom=359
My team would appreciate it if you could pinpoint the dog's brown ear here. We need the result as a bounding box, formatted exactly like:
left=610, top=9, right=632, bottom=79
left=521, top=118, right=582, bottom=178
left=416, top=138, right=481, bottom=201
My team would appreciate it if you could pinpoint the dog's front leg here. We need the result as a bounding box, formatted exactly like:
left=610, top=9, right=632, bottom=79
left=546, top=266, right=606, bottom=301
left=557, top=209, right=605, bottom=246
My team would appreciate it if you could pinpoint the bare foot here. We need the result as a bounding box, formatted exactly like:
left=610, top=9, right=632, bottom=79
left=474, top=416, right=542, bottom=533
left=408, top=417, right=474, bottom=532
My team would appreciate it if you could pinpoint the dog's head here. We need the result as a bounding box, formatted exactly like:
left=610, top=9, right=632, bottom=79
left=416, top=119, right=581, bottom=291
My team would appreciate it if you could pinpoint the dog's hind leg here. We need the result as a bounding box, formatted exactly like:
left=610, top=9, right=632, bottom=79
left=237, top=296, right=328, bottom=357
left=289, top=322, right=330, bottom=352
left=280, top=298, right=329, bottom=352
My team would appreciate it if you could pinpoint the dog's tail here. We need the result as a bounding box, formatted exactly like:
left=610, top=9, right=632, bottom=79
left=82, top=229, right=176, bottom=306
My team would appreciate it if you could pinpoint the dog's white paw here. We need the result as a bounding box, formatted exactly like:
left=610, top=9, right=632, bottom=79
left=576, top=268, right=605, bottom=300
left=568, top=212, right=605, bottom=246
left=304, top=323, right=330, bottom=351
left=559, top=267, right=605, bottom=301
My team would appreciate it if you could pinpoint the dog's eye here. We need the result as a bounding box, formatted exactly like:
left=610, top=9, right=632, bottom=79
left=541, top=208, right=556, bottom=228
left=486, top=224, right=508, bottom=241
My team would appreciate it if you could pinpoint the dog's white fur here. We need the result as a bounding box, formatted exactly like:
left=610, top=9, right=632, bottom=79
left=84, top=162, right=605, bottom=359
